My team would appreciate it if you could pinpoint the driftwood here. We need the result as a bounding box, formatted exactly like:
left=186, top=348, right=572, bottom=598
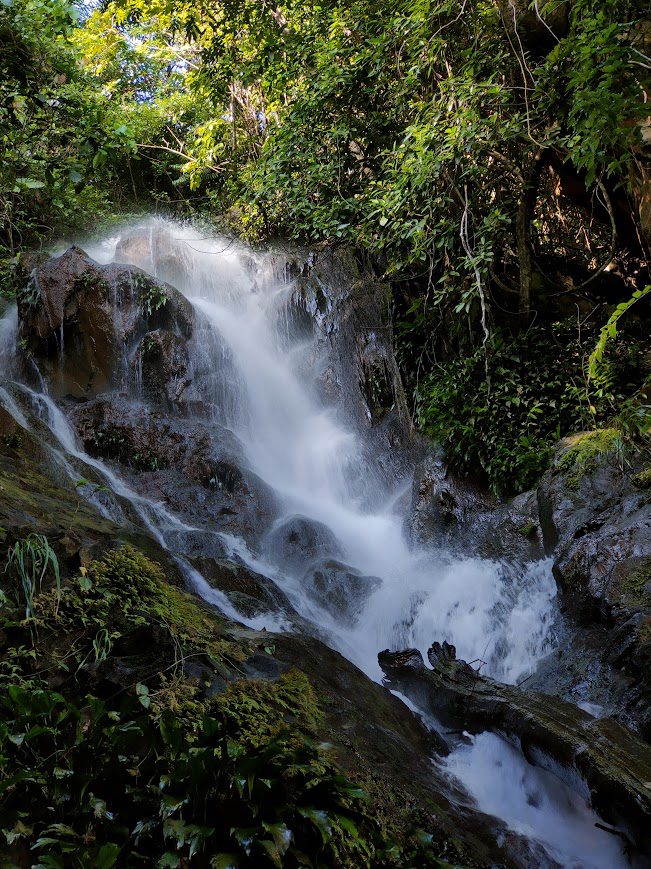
left=379, top=642, right=651, bottom=854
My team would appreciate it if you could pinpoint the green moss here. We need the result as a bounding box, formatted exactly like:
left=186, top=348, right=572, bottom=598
left=84, top=546, right=247, bottom=667
left=0, top=454, right=116, bottom=540
left=633, top=467, right=651, bottom=490
left=517, top=521, right=538, bottom=538
left=556, top=428, right=621, bottom=490
left=616, top=558, right=651, bottom=609
left=212, top=670, right=322, bottom=748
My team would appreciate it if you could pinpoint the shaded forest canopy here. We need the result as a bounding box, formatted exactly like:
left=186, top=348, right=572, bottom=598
left=1, top=0, right=650, bottom=494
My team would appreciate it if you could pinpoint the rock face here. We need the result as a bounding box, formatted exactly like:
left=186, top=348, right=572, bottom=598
left=273, top=245, right=419, bottom=486
left=536, top=432, right=651, bottom=736
left=379, top=643, right=651, bottom=856
left=69, top=396, right=279, bottom=548
left=17, top=246, right=193, bottom=401
left=114, top=224, right=192, bottom=290
left=136, top=328, right=191, bottom=409
left=538, top=433, right=651, bottom=608
left=407, top=453, right=544, bottom=562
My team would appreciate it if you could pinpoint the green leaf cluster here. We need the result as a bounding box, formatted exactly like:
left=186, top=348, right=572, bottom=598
left=0, top=542, right=450, bottom=866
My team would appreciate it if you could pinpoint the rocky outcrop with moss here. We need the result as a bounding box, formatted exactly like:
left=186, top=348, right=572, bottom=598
left=536, top=432, right=651, bottom=735
left=17, top=246, right=193, bottom=402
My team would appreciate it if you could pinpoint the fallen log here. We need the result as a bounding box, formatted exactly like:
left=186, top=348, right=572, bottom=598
left=378, top=643, right=651, bottom=854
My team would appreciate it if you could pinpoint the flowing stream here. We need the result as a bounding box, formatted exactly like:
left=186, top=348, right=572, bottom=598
left=0, top=220, right=635, bottom=867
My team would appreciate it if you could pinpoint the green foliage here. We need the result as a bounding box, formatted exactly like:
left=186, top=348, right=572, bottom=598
left=0, top=685, right=372, bottom=867
left=112, top=0, right=646, bottom=299
left=589, top=285, right=651, bottom=383
left=416, top=326, right=593, bottom=497
left=0, top=543, right=382, bottom=867
left=633, top=467, right=651, bottom=490
left=139, top=276, right=169, bottom=316
left=0, top=0, right=128, bottom=257
left=4, top=532, right=60, bottom=620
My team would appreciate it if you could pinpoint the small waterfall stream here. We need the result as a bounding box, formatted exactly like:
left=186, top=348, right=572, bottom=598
left=0, top=220, right=635, bottom=867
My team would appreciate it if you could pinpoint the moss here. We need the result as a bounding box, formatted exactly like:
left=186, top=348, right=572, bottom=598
left=212, top=670, right=322, bottom=748
left=633, top=467, right=651, bottom=490
left=517, top=520, right=538, bottom=538
left=84, top=546, right=247, bottom=667
left=0, top=453, right=116, bottom=541
left=556, top=428, right=621, bottom=490
left=616, top=558, right=651, bottom=609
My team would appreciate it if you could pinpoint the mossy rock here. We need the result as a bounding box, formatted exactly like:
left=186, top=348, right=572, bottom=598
left=633, top=467, right=651, bottom=490
left=555, top=428, right=621, bottom=490
left=610, top=556, right=651, bottom=610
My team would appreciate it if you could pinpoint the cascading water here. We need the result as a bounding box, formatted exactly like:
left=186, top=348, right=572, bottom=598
left=0, top=219, right=635, bottom=867
left=80, top=222, right=558, bottom=684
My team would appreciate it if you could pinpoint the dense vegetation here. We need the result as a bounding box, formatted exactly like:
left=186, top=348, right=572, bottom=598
left=0, top=539, right=454, bottom=866
left=1, top=0, right=649, bottom=490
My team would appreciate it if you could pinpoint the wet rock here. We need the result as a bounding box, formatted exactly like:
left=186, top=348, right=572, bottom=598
left=537, top=434, right=651, bottom=606
left=193, top=555, right=296, bottom=619
left=535, top=434, right=651, bottom=734
left=275, top=245, right=415, bottom=448
left=17, top=246, right=193, bottom=400
left=136, top=329, right=191, bottom=408
left=265, top=515, right=343, bottom=571
left=164, top=529, right=229, bottom=561
left=407, top=454, right=544, bottom=561
left=302, top=558, right=381, bottom=625
left=70, top=397, right=188, bottom=471
left=407, top=454, right=488, bottom=547
left=379, top=643, right=651, bottom=856
left=69, top=396, right=279, bottom=548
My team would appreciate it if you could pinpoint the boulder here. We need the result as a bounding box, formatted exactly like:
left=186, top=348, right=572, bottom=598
left=265, top=515, right=342, bottom=571
left=537, top=432, right=651, bottom=607
left=535, top=431, right=651, bottom=736
left=302, top=558, right=381, bottom=625
left=17, top=247, right=193, bottom=400
left=407, top=454, right=544, bottom=562
left=192, top=555, right=297, bottom=620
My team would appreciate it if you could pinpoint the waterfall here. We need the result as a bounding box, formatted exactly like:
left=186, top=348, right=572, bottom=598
left=0, top=220, right=634, bottom=868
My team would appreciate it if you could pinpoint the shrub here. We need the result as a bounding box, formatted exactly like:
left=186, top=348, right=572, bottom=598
left=416, top=325, right=592, bottom=497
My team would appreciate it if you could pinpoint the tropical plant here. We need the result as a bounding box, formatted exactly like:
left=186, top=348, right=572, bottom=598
left=4, top=533, right=60, bottom=619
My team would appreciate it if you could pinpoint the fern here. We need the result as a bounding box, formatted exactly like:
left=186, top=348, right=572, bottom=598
left=588, top=285, right=651, bottom=384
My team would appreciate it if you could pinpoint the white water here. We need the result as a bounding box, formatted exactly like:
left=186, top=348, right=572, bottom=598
left=445, top=732, right=630, bottom=868
left=0, top=221, right=633, bottom=866
left=81, top=222, right=558, bottom=684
